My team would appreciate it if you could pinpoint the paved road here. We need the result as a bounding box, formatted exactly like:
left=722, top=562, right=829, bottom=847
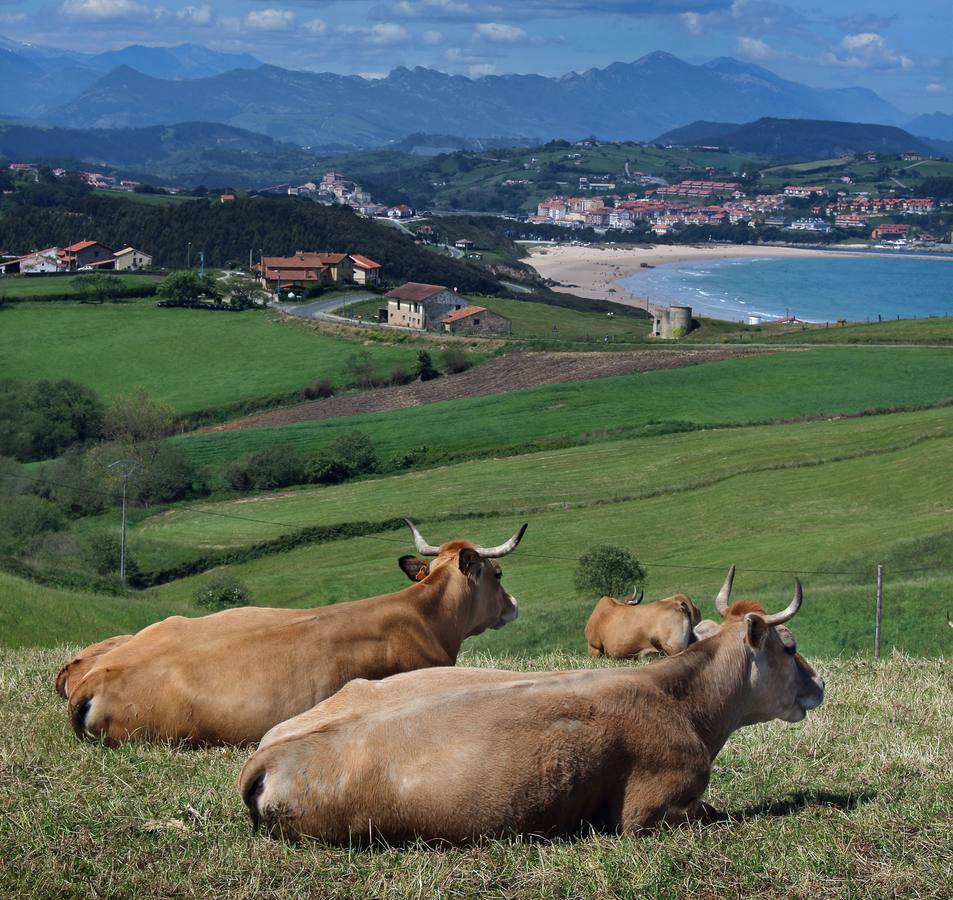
left=273, top=291, right=377, bottom=319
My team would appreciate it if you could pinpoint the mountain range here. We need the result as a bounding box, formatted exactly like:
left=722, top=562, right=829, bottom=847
left=0, top=39, right=949, bottom=150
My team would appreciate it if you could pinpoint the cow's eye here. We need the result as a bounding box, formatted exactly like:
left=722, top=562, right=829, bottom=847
left=494, top=570, right=502, bottom=580
left=784, top=643, right=797, bottom=656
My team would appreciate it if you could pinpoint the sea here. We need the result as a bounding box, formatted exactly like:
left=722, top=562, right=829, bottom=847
left=621, top=252, right=953, bottom=323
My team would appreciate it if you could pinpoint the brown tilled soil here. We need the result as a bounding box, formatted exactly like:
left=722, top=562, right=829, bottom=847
left=207, top=348, right=773, bottom=432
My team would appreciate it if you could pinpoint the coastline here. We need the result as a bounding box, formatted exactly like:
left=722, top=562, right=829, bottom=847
left=526, top=244, right=950, bottom=321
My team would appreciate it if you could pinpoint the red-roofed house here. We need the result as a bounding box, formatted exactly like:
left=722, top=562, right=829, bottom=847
left=349, top=254, right=382, bottom=286
left=440, top=305, right=511, bottom=336
left=384, top=282, right=466, bottom=329
left=257, top=252, right=354, bottom=289
left=60, top=240, right=115, bottom=269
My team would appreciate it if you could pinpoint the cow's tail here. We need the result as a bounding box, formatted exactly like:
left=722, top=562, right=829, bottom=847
left=241, top=766, right=267, bottom=833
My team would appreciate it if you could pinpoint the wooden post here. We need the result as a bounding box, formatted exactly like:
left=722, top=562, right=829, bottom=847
left=874, top=564, right=884, bottom=659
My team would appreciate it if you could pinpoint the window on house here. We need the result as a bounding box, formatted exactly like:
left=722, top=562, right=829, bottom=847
left=473, top=318, right=480, bottom=326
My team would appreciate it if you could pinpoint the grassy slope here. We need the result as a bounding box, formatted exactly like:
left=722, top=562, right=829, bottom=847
left=0, top=301, right=421, bottom=412
left=2, top=647, right=949, bottom=897
left=144, top=433, right=953, bottom=658
left=131, top=405, right=953, bottom=561
left=175, top=348, right=953, bottom=467
left=0, top=571, right=188, bottom=649
left=0, top=273, right=162, bottom=297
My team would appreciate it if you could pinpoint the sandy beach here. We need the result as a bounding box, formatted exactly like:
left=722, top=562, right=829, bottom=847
left=526, top=244, right=836, bottom=316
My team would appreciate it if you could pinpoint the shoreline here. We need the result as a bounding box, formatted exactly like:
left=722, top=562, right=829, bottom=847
left=526, top=243, right=951, bottom=322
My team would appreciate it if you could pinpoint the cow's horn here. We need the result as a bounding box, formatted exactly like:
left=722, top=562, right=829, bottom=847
left=761, top=578, right=803, bottom=627
left=626, top=588, right=644, bottom=605
left=404, top=518, right=440, bottom=556
left=477, top=523, right=528, bottom=558
left=715, top=565, right=736, bottom=616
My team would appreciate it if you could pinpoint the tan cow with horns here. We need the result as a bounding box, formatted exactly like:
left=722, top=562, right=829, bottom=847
left=63, top=519, right=527, bottom=746
left=585, top=587, right=701, bottom=659
left=239, top=567, right=825, bottom=843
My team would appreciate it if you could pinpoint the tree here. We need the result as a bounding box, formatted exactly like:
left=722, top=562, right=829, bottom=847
left=345, top=349, right=376, bottom=389
left=227, top=279, right=266, bottom=310
left=73, top=273, right=122, bottom=303
left=415, top=350, right=440, bottom=382
left=102, top=387, right=175, bottom=448
left=157, top=270, right=221, bottom=305
left=574, top=545, right=646, bottom=599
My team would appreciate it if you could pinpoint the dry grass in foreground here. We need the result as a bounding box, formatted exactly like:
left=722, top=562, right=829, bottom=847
left=1, top=649, right=950, bottom=899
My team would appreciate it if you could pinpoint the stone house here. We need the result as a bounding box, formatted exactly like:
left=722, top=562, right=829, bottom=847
left=113, top=247, right=153, bottom=271
left=441, top=306, right=512, bottom=336
left=384, top=282, right=468, bottom=329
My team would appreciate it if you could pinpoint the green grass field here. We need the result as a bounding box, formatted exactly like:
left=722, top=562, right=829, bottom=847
left=0, top=273, right=162, bottom=298
left=2, top=647, right=949, bottom=897
left=0, top=301, right=422, bottom=412
left=754, top=317, right=953, bottom=345
left=174, top=348, right=953, bottom=468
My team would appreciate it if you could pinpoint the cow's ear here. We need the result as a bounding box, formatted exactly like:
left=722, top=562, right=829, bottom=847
left=458, top=548, right=482, bottom=578
left=744, top=613, right=769, bottom=649
left=399, top=556, right=430, bottom=582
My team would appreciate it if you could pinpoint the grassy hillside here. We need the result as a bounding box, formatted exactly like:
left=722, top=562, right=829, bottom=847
left=2, top=647, right=949, bottom=897
left=0, top=300, right=422, bottom=412
left=0, top=571, right=187, bottom=648
left=145, top=431, right=953, bottom=658
left=174, top=348, right=953, bottom=468
left=0, top=273, right=162, bottom=298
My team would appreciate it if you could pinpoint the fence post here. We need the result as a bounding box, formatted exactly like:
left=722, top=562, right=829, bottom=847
left=874, top=564, right=884, bottom=659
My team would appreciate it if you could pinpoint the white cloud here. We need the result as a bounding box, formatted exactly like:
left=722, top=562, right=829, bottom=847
left=469, top=62, right=496, bottom=77
left=60, top=0, right=148, bottom=21
left=303, top=18, right=327, bottom=35
left=339, top=22, right=410, bottom=45
left=422, top=29, right=443, bottom=45
left=358, top=71, right=388, bottom=80
left=244, top=8, right=296, bottom=32
left=822, top=33, right=913, bottom=71
left=736, top=36, right=776, bottom=60
left=926, top=83, right=946, bottom=94
left=474, top=22, right=525, bottom=43
left=680, top=12, right=702, bottom=34
left=176, top=3, right=211, bottom=25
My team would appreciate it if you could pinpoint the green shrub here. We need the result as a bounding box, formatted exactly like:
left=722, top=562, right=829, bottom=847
left=193, top=573, right=253, bottom=609
left=82, top=531, right=140, bottom=579
left=671, top=326, right=687, bottom=339
left=224, top=445, right=305, bottom=492
left=0, top=494, right=65, bottom=555
left=306, top=431, right=377, bottom=485
left=573, top=545, right=646, bottom=599
left=441, top=346, right=471, bottom=374
left=416, top=350, right=440, bottom=381
left=301, top=378, right=334, bottom=400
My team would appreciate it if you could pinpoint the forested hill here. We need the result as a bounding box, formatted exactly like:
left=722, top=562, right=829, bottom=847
left=0, top=193, right=502, bottom=293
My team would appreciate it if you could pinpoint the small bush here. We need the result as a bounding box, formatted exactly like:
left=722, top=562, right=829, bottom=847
left=193, top=573, right=253, bottom=609
left=442, top=346, right=471, bottom=374
left=671, top=326, right=687, bottom=339
left=306, top=431, right=377, bottom=485
left=574, top=545, right=646, bottom=598
left=83, top=531, right=140, bottom=579
left=0, top=494, right=65, bottom=555
left=224, top=445, right=305, bottom=492
left=301, top=378, right=334, bottom=400
left=304, top=284, right=324, bottom=299
left=390, top=445, right=431, bottom=470
left=390, top=366, right=413, bottom=386
left=416, top=350, right=440, bottom=381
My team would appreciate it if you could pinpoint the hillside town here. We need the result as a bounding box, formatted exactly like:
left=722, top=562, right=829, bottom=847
left=0, top=240, right=152, bottom=274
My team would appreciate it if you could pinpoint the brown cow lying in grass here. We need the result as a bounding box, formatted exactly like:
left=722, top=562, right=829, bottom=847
left=584, top=589, right=701, bottom=658
left=62, top=519, right=526, bottom=746
left=240, top=570, right=824, bottom=843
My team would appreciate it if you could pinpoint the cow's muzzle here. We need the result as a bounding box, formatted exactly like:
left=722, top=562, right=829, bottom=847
left=494, top=594, right=519, bottom=629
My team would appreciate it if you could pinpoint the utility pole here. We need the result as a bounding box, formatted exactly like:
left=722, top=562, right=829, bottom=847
left=199, top=251, right=205, bottom=278
left=874, top=564, right=884, bottom=659
left=107, top=459, right=138, bottom=583
left=187, top=241, right=192, bottom=268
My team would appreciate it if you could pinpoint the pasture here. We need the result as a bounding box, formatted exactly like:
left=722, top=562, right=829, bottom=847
left=0, top=272, right=161, bottom=298
left=0, top=301, right=422, bottom=412
left=1, top=647, right=949, bottom=897
left=174, top=347, right=953, bottom=468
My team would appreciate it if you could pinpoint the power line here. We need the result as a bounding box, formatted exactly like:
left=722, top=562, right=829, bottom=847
left=2, top=470, right=952, bottom=577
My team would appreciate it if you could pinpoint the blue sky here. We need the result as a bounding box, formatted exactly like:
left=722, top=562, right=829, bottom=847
left=1, top=0, right=950, bottom=113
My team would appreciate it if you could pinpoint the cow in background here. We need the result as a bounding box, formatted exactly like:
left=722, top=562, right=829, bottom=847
left=585, top=588, right=701, bottom=658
